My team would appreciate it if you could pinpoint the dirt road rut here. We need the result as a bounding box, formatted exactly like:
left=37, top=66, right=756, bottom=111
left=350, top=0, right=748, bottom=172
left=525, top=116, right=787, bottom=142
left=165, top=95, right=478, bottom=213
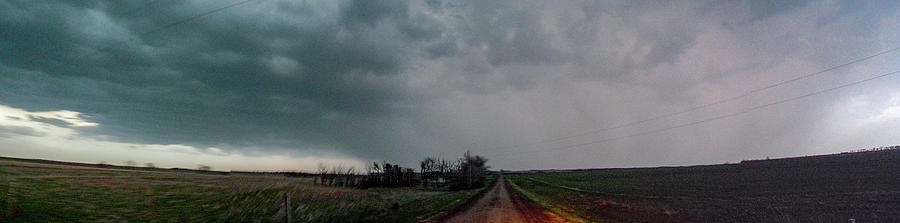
left=440, top=176, right=572, bottom=223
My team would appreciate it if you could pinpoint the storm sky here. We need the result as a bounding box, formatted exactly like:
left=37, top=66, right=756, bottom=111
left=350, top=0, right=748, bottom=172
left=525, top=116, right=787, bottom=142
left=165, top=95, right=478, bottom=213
left=2, top=0, right=900, bottom=171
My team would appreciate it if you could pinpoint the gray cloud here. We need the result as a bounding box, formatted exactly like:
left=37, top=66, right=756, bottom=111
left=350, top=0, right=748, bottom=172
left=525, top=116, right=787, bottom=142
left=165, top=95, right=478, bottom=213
left=28, top=115, right=73, bottom=127
left=1, top=0, right=899, bottom=169
left=748, top=0, right=812, bottom=22
left=0, top=125, right=45, bottom=138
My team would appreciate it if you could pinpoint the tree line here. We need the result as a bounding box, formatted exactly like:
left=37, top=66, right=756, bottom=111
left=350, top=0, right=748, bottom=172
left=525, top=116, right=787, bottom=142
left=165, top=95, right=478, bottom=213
left=420, top=151, right=489, bottom=190
left=315, top=151, right=489, bottom=190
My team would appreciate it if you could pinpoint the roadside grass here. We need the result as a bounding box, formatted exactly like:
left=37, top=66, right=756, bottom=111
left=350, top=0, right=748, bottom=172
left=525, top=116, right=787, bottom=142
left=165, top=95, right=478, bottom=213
left=505, top=176, right=587, bottom=223
left=506, top=150, right=900, bottom=222
left=387, top=185, right=486, bottom=222
left=0, top=159, right=484, bottom=222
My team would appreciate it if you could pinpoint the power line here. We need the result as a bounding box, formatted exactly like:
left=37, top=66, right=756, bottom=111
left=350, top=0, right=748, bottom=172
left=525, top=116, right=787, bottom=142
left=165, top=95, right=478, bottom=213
left=120, top=0, right=164, bottom=16
left=22, top=0, right=259, bottom=70
left=485, top=46, right=900, bottom=154
left=494, top=68, right=900, bottom=157
left=88, top=0, right=259, bottom=61
left=20, top=0, right=165, bottom=67
left=138, top=0, right=257, bottom=38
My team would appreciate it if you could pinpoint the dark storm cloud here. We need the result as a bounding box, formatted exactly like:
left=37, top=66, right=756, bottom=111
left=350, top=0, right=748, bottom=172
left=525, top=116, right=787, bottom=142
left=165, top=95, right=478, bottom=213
left=341, top=0, right=407, bottom=27
left=0, top=0, right=434, bottom=158
left=1, top=0, right=899, bottom=169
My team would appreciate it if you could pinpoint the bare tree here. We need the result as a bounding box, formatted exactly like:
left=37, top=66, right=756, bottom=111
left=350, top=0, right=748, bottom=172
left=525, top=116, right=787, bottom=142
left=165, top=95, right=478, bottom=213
left=421, top=157, right=435, bottom=187
left=316, top=163, right=328, bottom=185
left=331, top=165, right=345, bottom=186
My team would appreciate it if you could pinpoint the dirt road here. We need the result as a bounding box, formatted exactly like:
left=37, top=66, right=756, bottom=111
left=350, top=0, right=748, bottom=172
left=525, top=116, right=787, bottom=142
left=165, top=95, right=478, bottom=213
left=440, top=176, right=572, bottom=223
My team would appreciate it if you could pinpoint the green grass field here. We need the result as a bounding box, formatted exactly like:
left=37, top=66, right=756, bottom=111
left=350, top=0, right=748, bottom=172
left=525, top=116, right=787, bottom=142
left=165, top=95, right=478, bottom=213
left=0, top=158, right=483, bottom=222
left=506, top=150, right=900, bottom=222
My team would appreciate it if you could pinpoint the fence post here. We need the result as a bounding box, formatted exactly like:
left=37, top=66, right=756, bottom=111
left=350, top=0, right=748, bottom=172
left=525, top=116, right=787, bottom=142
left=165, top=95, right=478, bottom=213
left=6, top=178, right=18, bottom=218
left=284, top=192, right=291, bottom=223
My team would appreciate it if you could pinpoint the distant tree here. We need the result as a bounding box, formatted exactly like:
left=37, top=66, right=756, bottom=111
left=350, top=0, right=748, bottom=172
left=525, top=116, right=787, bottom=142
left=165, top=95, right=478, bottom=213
left=317, top=163, right=328, bottom=185
left=383, top=162, right=393, bottom=186
left=198, top=165, right=212, bottom=171
left=454, top=151, right=489, bottom=190
left=344, top=166, right=357, bottom=186
left=331, top=165, right=346, bottom=186
left=360, top=161, right=418, bottom=188
left=420, top=157, right=436, bottom=187
left=418, top=152, right=490, bottom=190
left=124, top=160, right=137, bottom=166
left=145, top=163, right=155, bottom=168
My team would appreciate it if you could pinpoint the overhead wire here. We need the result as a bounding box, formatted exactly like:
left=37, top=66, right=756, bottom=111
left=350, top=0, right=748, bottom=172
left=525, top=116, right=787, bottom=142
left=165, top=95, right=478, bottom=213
left=483, top=46, right=900, bottom=154
left=493, top=68, right=900, bottom=157
left=7, top=0, right=263, bottom=129
left=21, top=0, right=260, bottom=71
left=20, top=0, right=165, bottom=67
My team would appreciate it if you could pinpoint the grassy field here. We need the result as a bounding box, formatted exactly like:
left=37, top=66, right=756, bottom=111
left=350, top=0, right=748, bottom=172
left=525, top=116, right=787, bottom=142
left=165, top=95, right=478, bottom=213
left=506, top=149, right=900, bottom=222
left=0, top=158, right=484, bottom=222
